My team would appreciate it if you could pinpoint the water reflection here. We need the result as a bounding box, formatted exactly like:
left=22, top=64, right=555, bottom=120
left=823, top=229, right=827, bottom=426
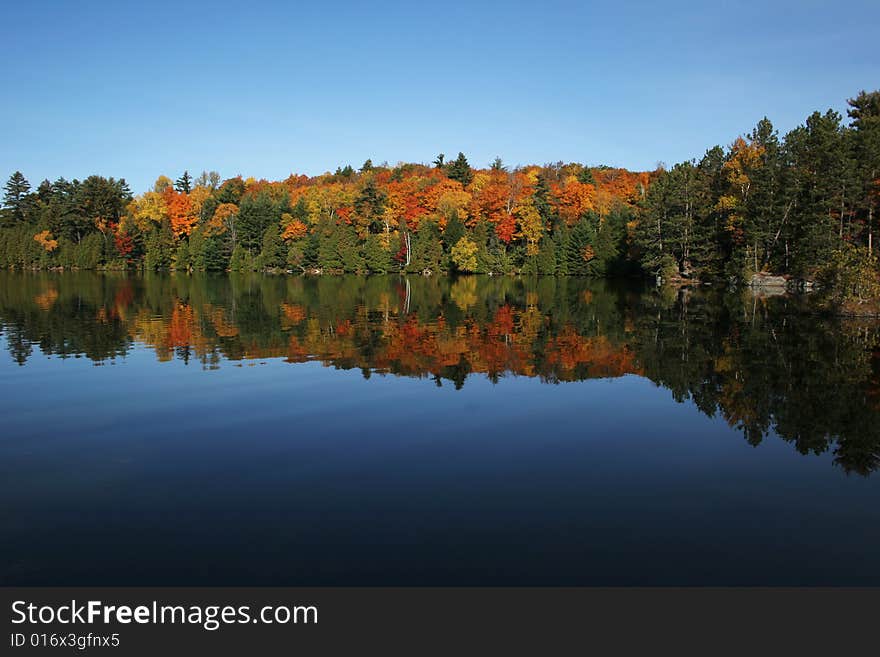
left=2, top=271, right=879, bottom=475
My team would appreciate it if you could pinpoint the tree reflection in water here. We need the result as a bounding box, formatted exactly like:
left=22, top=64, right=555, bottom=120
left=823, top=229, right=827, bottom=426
left=2, top=271, right=879, bottom=475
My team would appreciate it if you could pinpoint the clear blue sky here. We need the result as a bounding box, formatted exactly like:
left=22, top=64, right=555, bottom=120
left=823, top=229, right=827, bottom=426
left=2, top=0, right=878, bottom=193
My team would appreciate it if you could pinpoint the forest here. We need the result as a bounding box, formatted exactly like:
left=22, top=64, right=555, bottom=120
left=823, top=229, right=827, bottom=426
left=1, top=90, right=878, bottom=305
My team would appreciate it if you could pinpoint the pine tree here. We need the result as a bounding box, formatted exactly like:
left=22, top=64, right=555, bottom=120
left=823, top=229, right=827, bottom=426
left=318, top=222, right=342, bottom=270
left=785, top=110, right=848, bottom=276
left=175, top=170, right=192, bottom=193
left=577, top=167, right=595, bottom=184
left=555, top=224, right=570, bottom=275
left=237, top=191, right=279, bottom=251
left=259, top=224, right=286, bottom=269
left=337, top=223, right=364, bottom=272
left=443, top=214, right=465, bottom=248
left=536, top=236, right=557, bottom=274
left=302, top=231, right=320, bottom=269
left=364, top=234, right=391, bottom=273
left=229, top=243, right=254, bottom=272
left=188, top=229, right=207, bottom=271
left=566, top=216, right=594, bottom=275
left=472, top=221, right=492, bottom=273
left=354, top=179, right=386, bottom=233
left=144, top=220, right=175, bottom=270
left=446, top=152, right=473, bottom=186
left=690, top=146, right=726, bottom=277
left=3, top=171, right=32, bottom=223
left=409, top=219, right=442, bottom=273
left=848, top=91, right=880, bottom=254
left=175, top=239, right=191, bottom=271
left=534, top=173, right=558, bottom=232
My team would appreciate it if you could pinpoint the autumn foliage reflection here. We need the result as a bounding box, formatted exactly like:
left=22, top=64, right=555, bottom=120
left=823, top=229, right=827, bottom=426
left=2, top=271, right=879, bottom=474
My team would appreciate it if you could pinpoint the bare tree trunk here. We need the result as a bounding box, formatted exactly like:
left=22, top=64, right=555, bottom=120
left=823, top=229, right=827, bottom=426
left=763, top=200, right=794, bottom=271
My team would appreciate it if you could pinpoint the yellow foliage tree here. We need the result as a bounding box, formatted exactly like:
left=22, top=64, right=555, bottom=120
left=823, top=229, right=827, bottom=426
left=188, top=186, right=212, bottom=221
left=153, top=175, right=174, bottom=193
left=514, top=197, right=544, bottom=255
left=126, top=191, right=168, bottom=232
left=451, top=236, right=478, bottom=272
left=207, top=203, right=238, bottom=237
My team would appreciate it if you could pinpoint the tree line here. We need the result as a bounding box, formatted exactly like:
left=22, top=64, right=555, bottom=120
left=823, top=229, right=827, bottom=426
left=2, top=90, right=878, bottom=295
left=635, top=90, right=880, bottom=305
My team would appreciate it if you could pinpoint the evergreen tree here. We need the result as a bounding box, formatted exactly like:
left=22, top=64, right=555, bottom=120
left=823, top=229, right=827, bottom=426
left=354, top=179, right=385, bottom=233
left=577, top=167, right=596, bottom=184
left=472, top=221, right=492, bottom=273
left=229, top=243, right=254, bottom=272
left=635, top=166, right=701, bottom=279
left=364, top=234, right=391, bottom=272
left=566, top=216, right=594, bottom=275
left=237, top=191, right=279, bottom=252
left=337, top=223, right=364, bottom=272
left=554, top=224, right=571, bottom=275
left=188, top=229, right=208, bottom=271
left=848, top=91, right=880, bottom=254
left=292, top=197, right=309, bottom=223
left=490, top=239, right=514, bottom=273
left=318, top=221, right=343, bottom=270
left=77, top=175, right=131, bottom=225
left=175, top=170, right=193, bottom=193
left=690, top=147, right=727, bottom=277
left=784, top=110, right=848, bottom=276
left=302, top=230, right=320, bottom=269
left=259, top=224, right=286, bottom=269
left=3, top=171, right=32, bottom=224
left=533, top=173, right=558, bottom=231
left=175, top=238, right=191, bottom=271
left=217, top=177, right=245, bottom=204
left=443, top=214, right=465, bottom=252
left=743, top=118, right=788, bottom=272
left=536, top=236, right=558, bottom=274
left=446, top=152, right=473, bottom=186
left=409, top=219, right=443, bottom=273
left=144, top=221, right=175, bottom=270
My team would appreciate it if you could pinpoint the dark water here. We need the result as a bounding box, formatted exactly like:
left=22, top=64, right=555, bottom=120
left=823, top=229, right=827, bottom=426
left=2, top=271, right=880, bottom=585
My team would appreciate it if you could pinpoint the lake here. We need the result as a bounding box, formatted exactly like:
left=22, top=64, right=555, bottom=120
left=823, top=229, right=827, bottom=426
left=1, top=271, right=880, bottom=585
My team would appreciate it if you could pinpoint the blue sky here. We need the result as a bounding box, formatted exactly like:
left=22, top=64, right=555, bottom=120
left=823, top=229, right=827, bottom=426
left=2, top=0, right=878, bottom=193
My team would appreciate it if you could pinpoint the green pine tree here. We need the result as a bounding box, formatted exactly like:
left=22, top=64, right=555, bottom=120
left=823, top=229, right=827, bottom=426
left=175, top=170, right=192, bottom=193
left=364, top=233, right=391, bottom=273
left=2, top=171, right=32, bottom=224
left=446, top=152, right=473, bottom=186
left=259, top=224, right=286, bottom=270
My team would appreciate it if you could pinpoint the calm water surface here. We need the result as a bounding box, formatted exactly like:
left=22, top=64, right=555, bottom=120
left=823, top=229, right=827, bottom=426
left=1, top=272, right=880, bottom=585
